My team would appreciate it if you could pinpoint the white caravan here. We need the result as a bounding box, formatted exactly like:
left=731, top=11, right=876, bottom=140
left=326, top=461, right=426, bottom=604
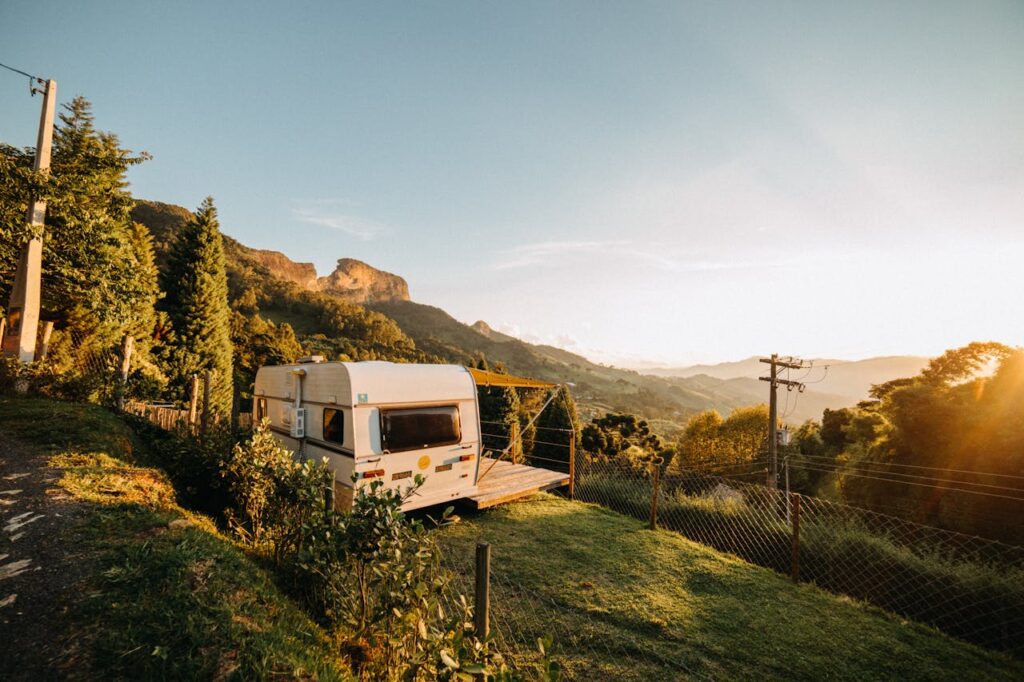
left=253, top=358, right=481, bottom=511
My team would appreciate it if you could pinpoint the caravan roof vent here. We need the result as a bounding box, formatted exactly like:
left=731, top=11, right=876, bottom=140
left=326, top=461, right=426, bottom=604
left=297, top=355, right=326, bottom=364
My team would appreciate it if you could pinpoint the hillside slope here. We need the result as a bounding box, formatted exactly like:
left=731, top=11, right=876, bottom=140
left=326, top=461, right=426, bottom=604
left=440, top=495, right=1023, bottom=680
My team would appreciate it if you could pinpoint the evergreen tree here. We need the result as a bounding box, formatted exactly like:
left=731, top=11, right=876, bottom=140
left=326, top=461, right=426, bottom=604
left=478, top=384, right=522, bottom=461
left=530, top=385, right=580, bottom=472
left=161, top=197, right=233, bottom=416
left=1, top=97, right=160, bottom=397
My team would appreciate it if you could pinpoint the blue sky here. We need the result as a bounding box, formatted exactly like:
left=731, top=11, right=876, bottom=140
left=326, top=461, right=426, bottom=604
left=2, top=1, right=1022, bottom=365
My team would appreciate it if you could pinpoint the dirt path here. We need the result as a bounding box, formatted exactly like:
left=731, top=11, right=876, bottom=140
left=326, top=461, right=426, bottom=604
left=0, top=435, right=92, bottom=681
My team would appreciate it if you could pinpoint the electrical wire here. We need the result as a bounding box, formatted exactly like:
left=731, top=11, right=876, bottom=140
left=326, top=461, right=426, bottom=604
left=792, top=452, right=1024, bottom=482
left=0, top=61, right=39, bottom=80
left=787, top=462, right=1024, bottom=503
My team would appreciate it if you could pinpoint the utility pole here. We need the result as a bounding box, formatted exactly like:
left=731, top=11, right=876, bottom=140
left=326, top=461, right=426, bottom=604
left=759, top=354, right=806, bottom=489
left=3, top=77, right=57, bottom=363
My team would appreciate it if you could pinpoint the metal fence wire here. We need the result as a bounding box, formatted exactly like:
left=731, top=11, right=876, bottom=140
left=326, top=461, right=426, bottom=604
left=573, top=454, right=1024, bottom=658
left=439, top=546, right=699, bottom=681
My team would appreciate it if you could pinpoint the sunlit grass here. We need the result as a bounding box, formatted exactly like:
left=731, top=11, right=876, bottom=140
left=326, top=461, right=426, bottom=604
left=440, top=494, right=1024, bottom=680
left=0, top=397, right=351, bottom=680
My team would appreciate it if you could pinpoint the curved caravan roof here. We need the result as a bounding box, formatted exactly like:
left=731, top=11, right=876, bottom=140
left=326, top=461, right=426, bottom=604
left=258, top=361, right=476, bottom=406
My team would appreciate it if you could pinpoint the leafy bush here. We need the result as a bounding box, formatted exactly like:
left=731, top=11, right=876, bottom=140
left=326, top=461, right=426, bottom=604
left=222, top=424, right=540, bottom=680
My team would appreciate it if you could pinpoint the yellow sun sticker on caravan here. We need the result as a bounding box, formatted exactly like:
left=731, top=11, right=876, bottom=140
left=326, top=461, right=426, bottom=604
left=418, top=455, right=431, bottom=471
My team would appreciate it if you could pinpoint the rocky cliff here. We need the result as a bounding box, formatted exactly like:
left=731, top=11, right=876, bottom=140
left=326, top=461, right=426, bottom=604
left=316, top=258, right=410, bottom=304
left=246, top=250, right=319, bottom=290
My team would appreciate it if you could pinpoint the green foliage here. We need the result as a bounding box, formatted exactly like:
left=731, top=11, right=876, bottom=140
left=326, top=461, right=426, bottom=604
left=478, top=376, right=523, bottom=461
left=824, top=343, right=1024, bottom=544
left=673, top=404, right=768, bottom=472
left=230, top=311, right=303, bottom=402
left=531, top=386, right=580, bottom=471
left=1, top=98, right=162, bottom=397
left=159, top=197, right=234, bottom=416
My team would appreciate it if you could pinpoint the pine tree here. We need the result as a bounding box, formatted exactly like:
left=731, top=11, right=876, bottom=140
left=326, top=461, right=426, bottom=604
left=478, top=384, right=522, bottom=461
left=161, top=197, right=233, bottom=416
left=531, top=386, right=580, bottom=472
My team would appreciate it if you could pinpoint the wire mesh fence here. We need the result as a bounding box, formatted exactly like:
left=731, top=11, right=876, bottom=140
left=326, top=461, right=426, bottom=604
left=438, top=542, right=701, bottom=681
left=574, top=453, right=1024, bottom=658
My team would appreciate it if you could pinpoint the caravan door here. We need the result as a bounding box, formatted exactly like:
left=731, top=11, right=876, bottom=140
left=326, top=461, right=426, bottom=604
left=376, top=403, right=477, bottom=508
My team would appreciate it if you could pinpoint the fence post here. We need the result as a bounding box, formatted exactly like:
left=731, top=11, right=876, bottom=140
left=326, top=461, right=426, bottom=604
left=790, top=494, right=801, bottom=583
left=568, top=426, right=576, bottom=500
left=0, top=318, right=5, bottom=350
left=474, top=542, right=491, bottom=640
left=509, top=420, right=519, bottom=464
left=201, top=370, right=212, bottom=436
left=188, top=374, right=200, bottom=430
left=649, top=460, right=661, bottom=530
left=35, top=321, right=54, bottom=363
left=116, top=334, right=134, bottom=411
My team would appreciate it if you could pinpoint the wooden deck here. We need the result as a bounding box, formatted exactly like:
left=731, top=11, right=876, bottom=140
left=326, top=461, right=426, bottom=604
left=467, top=458, right=570, bottom=510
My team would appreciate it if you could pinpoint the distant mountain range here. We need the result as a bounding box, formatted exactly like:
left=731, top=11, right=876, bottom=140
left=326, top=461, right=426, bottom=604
left=132, top=200, right=931, bottom=435
left=641, top=356, right=931, bottom=407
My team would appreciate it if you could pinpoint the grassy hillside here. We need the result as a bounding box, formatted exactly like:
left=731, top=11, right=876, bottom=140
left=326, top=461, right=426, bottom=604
left=0, top=399, right=349, bottom=680
left=440, top=495, right=1023, bottom=680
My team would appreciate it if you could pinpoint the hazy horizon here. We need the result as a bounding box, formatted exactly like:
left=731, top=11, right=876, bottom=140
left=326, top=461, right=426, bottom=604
left=3, top=1, right=1022, bottom=366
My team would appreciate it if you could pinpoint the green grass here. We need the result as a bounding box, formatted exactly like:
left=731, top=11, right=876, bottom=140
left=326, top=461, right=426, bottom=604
left=440, top=494, right=1024, bottom=681
left=0, top=398, right=350, bottom=680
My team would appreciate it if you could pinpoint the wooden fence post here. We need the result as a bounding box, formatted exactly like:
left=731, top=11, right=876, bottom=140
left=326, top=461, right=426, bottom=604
left=116, top=334, right=134, bottom=410
left=0, top=318, right=6, bottom=350
left=509, top=420, right=519, bottom=464
left=474, top=542, right=491, bottom=640
left=649, top=460, right=661, bottom=530
left=188, top=375, right=200, bottom=430
left=791, top=494, right=801, bottom=583
left=35, top=321, right=54, bottom=363
left=568, top=427, right=576, bottom=500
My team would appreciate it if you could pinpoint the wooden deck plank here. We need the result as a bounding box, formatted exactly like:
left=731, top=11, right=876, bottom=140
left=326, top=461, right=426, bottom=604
left=468, top=458, right=569, bottom=510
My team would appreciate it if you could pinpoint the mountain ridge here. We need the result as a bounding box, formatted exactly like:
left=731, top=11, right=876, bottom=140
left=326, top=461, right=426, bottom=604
left=131, top=199, right=926, bottom=430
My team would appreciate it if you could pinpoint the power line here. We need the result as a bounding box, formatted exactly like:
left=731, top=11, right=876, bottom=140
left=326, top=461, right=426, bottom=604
left=787, top=462, right=1024, bottom=503
left=789, top=456, right=1024, bottom=495
left=792, top=452, right=1024, bottom=483
left=0, top=60, right=39, bottom=80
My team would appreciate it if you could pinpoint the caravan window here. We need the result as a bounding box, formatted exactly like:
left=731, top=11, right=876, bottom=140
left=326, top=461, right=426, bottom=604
left=323, top=408, right=344, bottom=444
left=255, top=398, right=267, bottom=422
left=380, top=406, right=461, bottom=452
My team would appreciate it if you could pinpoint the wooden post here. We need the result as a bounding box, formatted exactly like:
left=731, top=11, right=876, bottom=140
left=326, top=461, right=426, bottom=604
left=116, top=334, right=134, bottom=410
left=474, top=542, right=491, bottom=640
left=509, top=420, right=519, bottom=464
left=568, top=425, right=576, bottom=499
left=2, top=79, right=56, bottom=364
left=0, top=318, right=5, bottom=351
left=35, top=321, right=54, bottom=362
left=201, top=370, right=212, bottom=435
left=649, top=460, right=661, bottom=530
left=791, top=494, right=801, bottom=583
left=188, top=374, right=200, bottom=428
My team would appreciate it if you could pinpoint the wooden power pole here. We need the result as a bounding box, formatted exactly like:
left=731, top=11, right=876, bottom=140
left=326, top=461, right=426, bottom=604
left=3, top=77, right=57, bottom=363
left=759, top=354, right=806, bottom=489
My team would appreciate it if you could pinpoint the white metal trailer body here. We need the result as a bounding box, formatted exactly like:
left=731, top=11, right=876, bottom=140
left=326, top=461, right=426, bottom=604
left=253, top=360, right=481, bottom=511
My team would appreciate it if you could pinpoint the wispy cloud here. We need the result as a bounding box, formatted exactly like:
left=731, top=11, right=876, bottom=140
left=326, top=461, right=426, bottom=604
left=492, top=240, right=629, bottom=270
left=292, top=202, right=383, bottom=241
left=491, top=239, right=783, bottom=273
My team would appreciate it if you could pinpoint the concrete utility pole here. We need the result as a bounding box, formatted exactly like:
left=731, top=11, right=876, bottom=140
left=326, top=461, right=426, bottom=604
left=759, top=354, right=806, bottom=489
left=3, top=77, right=57, bottom=363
